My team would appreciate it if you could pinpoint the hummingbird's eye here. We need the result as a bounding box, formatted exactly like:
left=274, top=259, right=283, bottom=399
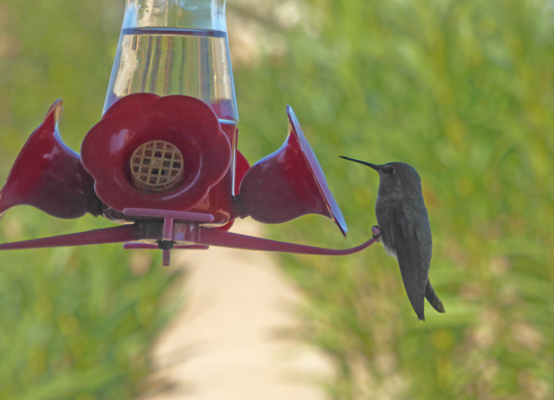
left=383, top=166, right=394, bottom=174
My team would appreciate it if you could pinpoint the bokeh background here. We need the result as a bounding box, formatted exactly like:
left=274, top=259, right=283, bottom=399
left=1, top=0, right=554, bottom=399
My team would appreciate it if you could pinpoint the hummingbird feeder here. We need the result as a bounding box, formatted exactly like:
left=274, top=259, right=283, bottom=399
left=0, top=0, right=379, bottom=265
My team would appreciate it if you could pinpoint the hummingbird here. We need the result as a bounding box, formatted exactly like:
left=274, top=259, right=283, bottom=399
left=340, top=156, right=445, bottom=320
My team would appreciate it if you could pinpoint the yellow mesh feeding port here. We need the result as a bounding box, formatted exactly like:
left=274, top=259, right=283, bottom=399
left=130, top=140, right=184, bottom=192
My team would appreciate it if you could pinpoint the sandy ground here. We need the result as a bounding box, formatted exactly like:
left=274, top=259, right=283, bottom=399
left=140, top=219, right=335, bottom=400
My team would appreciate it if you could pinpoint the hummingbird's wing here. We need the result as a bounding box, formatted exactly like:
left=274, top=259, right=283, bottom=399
left=390, top=203, right=429, bottom=321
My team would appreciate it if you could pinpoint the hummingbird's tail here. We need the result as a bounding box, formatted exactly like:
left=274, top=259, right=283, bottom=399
left=425, top=279, right=445, bottom=314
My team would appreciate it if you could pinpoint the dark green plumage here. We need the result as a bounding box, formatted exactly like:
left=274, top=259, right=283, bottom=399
left=341, top=157, right=445, bottom=320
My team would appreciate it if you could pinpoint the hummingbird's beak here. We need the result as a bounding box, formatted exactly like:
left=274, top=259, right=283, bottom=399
left=339, top=156, right=380, bottom=171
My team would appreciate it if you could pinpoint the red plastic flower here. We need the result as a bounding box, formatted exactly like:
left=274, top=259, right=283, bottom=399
left=81, top=93, right=231, bottom=212
left=0, top=100, right=102, bottom=219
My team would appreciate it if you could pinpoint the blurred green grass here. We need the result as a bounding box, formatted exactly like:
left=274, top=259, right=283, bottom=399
left=0, top=1, right=180, bottom=399
left=234, top=0, right=554, bottom=398
left=0, top=213, right=179, bottom=399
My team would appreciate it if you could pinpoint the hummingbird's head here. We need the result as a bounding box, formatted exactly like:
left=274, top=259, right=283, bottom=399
left=340, top=157, right=422, bottom=196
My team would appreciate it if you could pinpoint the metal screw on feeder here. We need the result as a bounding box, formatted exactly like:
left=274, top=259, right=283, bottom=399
left=0, top=0, right=380, bottom=266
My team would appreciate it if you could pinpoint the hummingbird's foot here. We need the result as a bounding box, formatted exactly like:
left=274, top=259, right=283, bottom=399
left=371, top=225, right=381, bottom=241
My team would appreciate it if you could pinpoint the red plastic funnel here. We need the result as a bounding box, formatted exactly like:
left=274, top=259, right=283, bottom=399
left=238, top=106, right=347, bottom=236
left=0, top=100, right=102, bottom=219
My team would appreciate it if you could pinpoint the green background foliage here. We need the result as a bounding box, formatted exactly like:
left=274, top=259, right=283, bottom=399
left=234, top=0, right=554, bottom=398
left=1, top=0, right=554, bottom=399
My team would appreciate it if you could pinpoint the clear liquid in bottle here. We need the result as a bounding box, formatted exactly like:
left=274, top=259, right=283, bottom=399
left=104, top=27, right=238, bottom=123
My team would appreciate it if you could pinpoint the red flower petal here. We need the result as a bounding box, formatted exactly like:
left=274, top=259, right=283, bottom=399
left=0, top=100, right=101, bottom=218
left=81, top=94, right=231, bottom=212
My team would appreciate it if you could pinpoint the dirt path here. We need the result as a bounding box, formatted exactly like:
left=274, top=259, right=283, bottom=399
left=141, top=220, right=334, bottom=400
